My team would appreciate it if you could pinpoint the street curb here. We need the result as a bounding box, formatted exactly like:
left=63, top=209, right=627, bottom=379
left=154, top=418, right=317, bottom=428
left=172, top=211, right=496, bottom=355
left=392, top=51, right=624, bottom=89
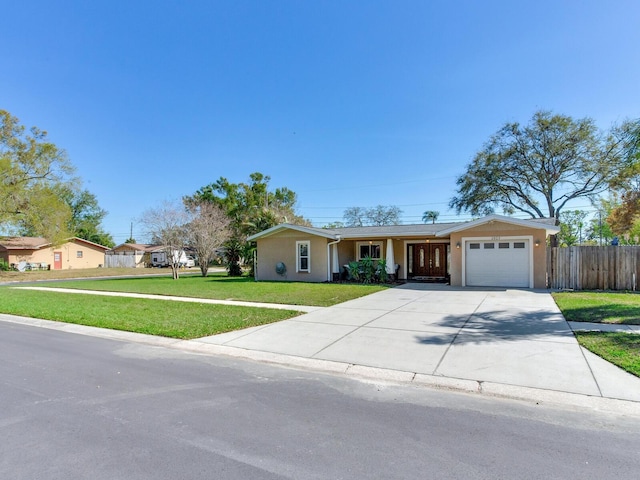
left=2, top=313, right=640, bottom=415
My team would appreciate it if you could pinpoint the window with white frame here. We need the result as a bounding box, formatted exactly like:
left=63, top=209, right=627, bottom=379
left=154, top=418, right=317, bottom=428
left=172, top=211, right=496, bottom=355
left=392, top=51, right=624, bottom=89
left=296, top=241, right=310, bottom=272
left=356, top=241, right=382, bottom=260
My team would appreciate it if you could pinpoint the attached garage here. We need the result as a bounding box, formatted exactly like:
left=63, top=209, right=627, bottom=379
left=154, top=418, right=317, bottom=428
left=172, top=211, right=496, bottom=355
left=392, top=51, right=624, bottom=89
left=464, top=238, right=532, bottom=288
left=437, top=216, right=559, bottom=289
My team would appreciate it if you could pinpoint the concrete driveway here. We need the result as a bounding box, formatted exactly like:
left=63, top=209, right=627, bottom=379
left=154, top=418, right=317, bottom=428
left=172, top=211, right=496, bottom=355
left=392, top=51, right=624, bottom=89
left=201, top=284, right=640, bottom=403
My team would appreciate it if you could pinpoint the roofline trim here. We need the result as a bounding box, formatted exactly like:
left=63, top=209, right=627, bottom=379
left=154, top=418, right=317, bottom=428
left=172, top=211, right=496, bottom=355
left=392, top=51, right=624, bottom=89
left=434, top=214, right=560, bottom=236
left=247, top=224, right=338, bottom=241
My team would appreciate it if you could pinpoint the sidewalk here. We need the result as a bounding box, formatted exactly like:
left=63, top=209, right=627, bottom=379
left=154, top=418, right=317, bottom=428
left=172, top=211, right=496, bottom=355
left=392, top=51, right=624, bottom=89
left=13, top=286, right=322, bottom=313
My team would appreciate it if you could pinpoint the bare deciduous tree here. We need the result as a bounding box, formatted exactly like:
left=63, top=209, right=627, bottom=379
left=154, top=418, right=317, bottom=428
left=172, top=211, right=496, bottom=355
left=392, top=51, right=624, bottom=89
left=186, top=202, right=231, bottom=277
left=141, top=200, right=191, bottom=280
left=343, top=205, right=403, bottom=227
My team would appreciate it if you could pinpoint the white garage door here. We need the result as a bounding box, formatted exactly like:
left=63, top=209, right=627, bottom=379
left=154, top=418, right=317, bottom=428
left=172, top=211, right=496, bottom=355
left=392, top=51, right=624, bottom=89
left=465, top=239, right=530, bottom=288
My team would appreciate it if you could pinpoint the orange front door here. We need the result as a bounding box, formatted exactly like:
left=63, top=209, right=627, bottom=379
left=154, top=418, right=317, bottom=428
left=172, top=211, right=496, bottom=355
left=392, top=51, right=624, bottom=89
left=54, top=252, right=62, bottom=270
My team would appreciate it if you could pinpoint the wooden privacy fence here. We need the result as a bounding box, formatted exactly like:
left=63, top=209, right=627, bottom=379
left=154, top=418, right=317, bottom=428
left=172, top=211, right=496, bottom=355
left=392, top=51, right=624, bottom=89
left=104, top=252, right=138, bottom=268
left=547, top=246, right=640, bottom=291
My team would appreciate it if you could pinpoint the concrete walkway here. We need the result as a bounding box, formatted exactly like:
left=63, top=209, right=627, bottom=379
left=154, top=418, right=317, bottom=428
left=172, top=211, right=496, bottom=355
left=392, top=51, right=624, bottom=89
left=13, top=286, right=322, bottom=313
left=198, top=283, right=640, bottom=404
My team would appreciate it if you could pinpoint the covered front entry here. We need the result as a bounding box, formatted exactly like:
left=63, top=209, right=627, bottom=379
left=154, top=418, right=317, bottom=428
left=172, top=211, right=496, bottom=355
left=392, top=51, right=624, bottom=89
left=407, top=243, right=448, bottom=280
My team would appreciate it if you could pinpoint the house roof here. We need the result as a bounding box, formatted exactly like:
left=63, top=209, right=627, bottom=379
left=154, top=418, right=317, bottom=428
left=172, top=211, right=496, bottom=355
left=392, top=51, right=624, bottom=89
left=0, top=237, right=50, bottom=249
left=0, top=236, right=111, bottom=251
left=247, top=215, right=560, bottom=241
left=247, top=224, right=338, bottom=241
left=70, top=238, right=111, bottom=251
left=111, top=243, right=153, bottom=252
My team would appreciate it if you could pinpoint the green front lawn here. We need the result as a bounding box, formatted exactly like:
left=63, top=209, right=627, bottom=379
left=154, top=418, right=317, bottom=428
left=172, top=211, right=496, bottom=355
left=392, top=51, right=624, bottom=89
left=552, top=291, right=640, bottom=378
left=575, top=331, right=640, bottom=378
left=552, top=291, right=640, bottom=324
left=40, top=273, right=389, bottom=307
left=0, top=288, right=299, bottom=339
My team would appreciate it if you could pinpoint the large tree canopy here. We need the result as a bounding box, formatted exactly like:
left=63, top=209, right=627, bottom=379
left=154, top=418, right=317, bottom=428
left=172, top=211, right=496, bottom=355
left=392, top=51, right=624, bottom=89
left=606, top=119, right=640, bottom=234
left=1, top=110, right=113, bottom=246
left=450, top=111, right=629, bottom=221
left=1, top=109, right=75, bottom=242
left=186, top=172, right=309, bottom=238
left=17, top=186, right=114, bottom=247
left=186, top=172, right=309, bottom=276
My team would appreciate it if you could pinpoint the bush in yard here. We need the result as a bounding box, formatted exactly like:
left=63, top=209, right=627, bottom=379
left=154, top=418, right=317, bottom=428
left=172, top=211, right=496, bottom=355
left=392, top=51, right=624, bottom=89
left=360, top=256, right=375, bottom=284
left=377, top=258, right=388, bottom=283
left=347, top=261, right=361, bottom=282
left=346, top=258, right=391, bottom=284
left=224, top=239, right=243, bottom=276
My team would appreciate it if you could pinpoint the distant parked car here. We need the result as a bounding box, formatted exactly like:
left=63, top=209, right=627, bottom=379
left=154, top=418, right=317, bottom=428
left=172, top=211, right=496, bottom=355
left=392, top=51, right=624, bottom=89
left=183, top=256, right=196, bottom=268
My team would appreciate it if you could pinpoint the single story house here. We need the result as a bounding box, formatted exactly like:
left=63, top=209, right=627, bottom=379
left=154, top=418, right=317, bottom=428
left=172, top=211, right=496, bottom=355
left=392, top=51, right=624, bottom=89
left=105, top=243, right=152, bottom=268
left=0, top=237, right=109, bottom=270
left=247, top=214, right=560, bottom=289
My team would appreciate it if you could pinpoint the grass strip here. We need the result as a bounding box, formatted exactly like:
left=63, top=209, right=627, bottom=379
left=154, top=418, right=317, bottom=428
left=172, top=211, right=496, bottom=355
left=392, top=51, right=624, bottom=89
left=575, top=331, right=640, bottom=378
left=0, top=288, right=299, bottom=339
left=552, top=291, right=640, bottom=324
left=40, top=273, right=388, bottom=307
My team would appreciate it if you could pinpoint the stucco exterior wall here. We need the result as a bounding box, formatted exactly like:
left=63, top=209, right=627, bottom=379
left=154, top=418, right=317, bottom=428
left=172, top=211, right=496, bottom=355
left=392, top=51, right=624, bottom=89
left=256, top=232, right=329, bottom=282
left=5, top=240, right=106, bottom=269
left=448, top=222, right=549, bottom=288
left=56, top=241, right=107, bottom=269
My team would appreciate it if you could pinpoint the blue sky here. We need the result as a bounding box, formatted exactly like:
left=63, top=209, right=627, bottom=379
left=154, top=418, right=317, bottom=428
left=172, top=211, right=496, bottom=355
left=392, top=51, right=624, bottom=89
left=3, top=1, right=639, bottom=243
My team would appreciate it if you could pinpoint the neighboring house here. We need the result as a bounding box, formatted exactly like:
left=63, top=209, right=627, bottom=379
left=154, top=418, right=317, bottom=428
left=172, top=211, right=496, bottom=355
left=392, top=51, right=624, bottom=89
left=0, top=237, right=109, bottom=270
left=105, top=243, right=152, bottom=268
left=247, top=214, right=560, bottom=289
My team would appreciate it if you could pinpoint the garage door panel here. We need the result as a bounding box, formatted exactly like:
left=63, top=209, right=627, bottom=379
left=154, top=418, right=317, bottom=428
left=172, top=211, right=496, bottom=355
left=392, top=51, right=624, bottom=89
left=465, top=240, right=530, bottom=288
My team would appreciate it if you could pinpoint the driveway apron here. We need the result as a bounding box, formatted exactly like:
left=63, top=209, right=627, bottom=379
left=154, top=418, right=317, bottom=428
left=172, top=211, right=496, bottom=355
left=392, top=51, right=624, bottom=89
left=200, top=284, right=640, bottom=401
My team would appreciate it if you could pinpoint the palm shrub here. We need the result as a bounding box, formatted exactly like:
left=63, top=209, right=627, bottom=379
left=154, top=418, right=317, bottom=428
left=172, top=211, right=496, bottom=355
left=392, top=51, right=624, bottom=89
left=377, top=258, right=388, bottom=283
left=347, top=261, right=361, bottom=282
left=360, top=256, right=375, bottom=284
left=224, top=238, right=243, bottom=276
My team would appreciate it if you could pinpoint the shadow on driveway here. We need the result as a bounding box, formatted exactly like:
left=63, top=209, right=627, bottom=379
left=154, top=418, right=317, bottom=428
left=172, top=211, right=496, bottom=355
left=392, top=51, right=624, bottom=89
left=414, top=309, right=572, bottom=346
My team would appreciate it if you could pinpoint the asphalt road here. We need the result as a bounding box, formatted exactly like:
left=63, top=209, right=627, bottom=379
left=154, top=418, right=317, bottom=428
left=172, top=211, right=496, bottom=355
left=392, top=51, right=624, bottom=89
left=1, top=321, right=639, bottom=480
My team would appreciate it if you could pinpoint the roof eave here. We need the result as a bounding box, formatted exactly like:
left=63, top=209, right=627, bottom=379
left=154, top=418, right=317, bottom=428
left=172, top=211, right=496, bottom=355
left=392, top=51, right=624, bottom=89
left=435, top=214, right=560, bottom=236
left=247, top=224, right=338, bottom=241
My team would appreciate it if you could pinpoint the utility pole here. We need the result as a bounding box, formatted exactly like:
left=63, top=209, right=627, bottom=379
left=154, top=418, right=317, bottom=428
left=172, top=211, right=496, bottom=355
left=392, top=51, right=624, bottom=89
left=598, top=211, right=603, bottom=247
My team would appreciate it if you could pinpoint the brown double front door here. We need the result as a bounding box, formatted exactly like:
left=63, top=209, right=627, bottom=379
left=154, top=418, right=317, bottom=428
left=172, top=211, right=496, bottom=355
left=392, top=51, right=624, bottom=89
left=409, top=243, right=447, bottom=278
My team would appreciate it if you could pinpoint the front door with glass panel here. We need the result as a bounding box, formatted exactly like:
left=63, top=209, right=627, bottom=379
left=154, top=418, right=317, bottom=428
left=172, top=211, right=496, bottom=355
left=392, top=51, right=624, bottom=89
left=408, top=243, right=446, bottom=277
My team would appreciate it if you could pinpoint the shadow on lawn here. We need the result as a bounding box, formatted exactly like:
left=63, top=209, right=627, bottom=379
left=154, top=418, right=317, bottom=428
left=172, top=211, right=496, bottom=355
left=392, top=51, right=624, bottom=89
left=558, top=304, right=640, bottom=325
left=414, top=308, right=573, bottom=345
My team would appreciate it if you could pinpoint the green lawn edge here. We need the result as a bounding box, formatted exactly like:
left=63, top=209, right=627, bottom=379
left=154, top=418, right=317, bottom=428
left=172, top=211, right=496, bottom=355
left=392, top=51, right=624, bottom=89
left=575, top=331, right=640, bottom=378
left=0, top=289, right=300, bottom=340
left=552, top=291, right=640, bottom=325
left=38, top=273, right=389, bottom=307
left=552, top=291, right=640, bottom=378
